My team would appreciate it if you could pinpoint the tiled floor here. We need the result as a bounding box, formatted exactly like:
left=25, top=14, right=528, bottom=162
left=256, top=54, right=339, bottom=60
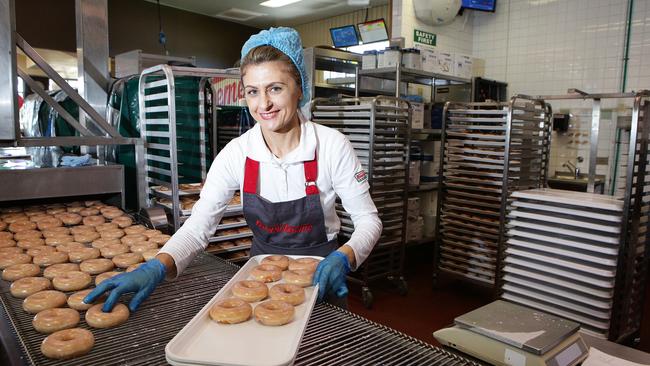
left=348, top=244, right=650, bottom=353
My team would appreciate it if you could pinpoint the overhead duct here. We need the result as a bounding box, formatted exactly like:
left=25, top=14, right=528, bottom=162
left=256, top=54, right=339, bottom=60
left=413, top=0, right=461, bottom=26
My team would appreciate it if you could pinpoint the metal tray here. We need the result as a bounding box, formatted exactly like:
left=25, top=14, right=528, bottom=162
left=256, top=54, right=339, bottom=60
left=505, top=247, right=616, bottom=278
left=503, top=266, right=614, bottom=299
left=504, top=255, right=615, bottom=289
left=508, top=218, right=620, bottom=245
left=507, top=237, right=617, bottom=266
left=507, top=228, right=619, bottom=255
left=503, top=274, right=614, bottom=308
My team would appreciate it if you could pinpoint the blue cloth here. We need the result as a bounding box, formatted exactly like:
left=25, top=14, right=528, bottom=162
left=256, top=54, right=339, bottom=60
left=241, top=27, right=310, bottom=107
left=313, top=250, right=351, bottom=302
left=84, top=259, right=167, bottom=312
left=60, top=154, right=92, bottom=167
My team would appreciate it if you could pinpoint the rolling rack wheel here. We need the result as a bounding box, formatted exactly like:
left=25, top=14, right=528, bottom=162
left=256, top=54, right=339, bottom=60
left=397, top=277, right=408, bottom=296
left=362, top=287, right=374, bottom=309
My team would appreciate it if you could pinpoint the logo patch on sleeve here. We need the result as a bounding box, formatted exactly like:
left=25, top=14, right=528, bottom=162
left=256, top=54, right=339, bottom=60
left=354, top=169, right=368, bottom=183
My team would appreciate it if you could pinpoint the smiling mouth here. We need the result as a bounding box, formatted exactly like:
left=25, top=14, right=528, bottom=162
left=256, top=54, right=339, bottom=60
left=259, top=111, right=279, bottom=120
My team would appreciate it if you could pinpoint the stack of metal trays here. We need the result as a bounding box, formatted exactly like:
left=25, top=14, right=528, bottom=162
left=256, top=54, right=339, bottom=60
left=437, top=99, right=550, bottom=286
left=502, top=188, right=624, bottom=338
left=312, top=97, right=409, bottom=299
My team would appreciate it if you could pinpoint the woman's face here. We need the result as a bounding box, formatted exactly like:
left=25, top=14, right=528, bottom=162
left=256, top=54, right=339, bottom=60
left=242, top=61, right=302, bottom=134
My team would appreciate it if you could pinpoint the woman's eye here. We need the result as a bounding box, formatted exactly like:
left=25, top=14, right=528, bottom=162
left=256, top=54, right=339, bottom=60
left=246, top=89, right=257, bottom=96
left=270, top=86, right=282, bottom=93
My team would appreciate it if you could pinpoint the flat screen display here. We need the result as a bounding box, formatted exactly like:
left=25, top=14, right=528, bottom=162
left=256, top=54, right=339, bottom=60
left=330, top=25, right=359, bottom=48
left=357, top=19, right=389, bottom=44
left=462, top=0, right=496, bottom=12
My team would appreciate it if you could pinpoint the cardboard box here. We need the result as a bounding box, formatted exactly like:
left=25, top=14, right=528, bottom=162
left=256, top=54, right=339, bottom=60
left=411, top=102, right=424, bottom=129
left=409, top=160, right=421, bottom=186
left=407, top=216, right=424, bottom=242
left=454, top=54, right=473, bottom=79
left=415, top=44, right=436, bottom=73
left=434, top=51, right=454, bottom=76
left=408, top=197, right=420, bottom=220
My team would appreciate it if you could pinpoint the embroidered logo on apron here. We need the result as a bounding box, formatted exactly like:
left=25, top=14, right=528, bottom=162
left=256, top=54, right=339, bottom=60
left=354, top=169, right=368, bottom=183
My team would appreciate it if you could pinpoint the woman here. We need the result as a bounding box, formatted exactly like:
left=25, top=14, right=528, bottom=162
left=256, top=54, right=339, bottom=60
left=86, top=27, right=382, bottom=312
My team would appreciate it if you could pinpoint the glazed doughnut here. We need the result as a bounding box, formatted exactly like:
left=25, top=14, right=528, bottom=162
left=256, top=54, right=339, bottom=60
left=91, top=238, right=120, bottom=249
left=55, top=242, right=87, bottom=254
left=67, top=289, right=102, bottom=311
left=41, top=328, right=94, bottom=360
left=123, top=224, right=146, bottom=235
left=120, top=234, right=147, bottom=245
left=43, top=263, right=80, bottom=279
left=66, top=205, right=84, bottom=213
left=74, top=231, right=100, bottom=244
left=112, top=252, right=143, bottom=268
left=14, top=229, right=42, bottom=240
left=142, top=229, right=162, bottom=238
left=101, top=208, right=124, bottom=220
left=2, top=263, right=40, bottom=281
left=3, top=213, right=27, bottom=223
left=68, top=247, right=100, bottom=263
left=0, top=247, right=23, bottom=256
left=130, top=241, right=157, bottom=254
left=0, top=253, right=32, bottom=269
left=85, top=303, right=129, bottom=328
left=142, top=249, right=159, bottom=261
left=0, top=231, right=13, bottom=240
left=37, top=217, right=63, bottom=231
left=99, top=244, right=129, bottom=258
left=0, top=238, right=16, bottom=248
left=148, top=234, right=170, bottom=247
left=33, top=308, right=80, bottom=333
left=29, top=213, right=53, bottom=222
left=23, top=290, right=67, bottom=314
left=209, top=298, right=252, bottom=324
left=33, top=251, right=69, bottom=267
left=126, top=263, right=144, bottom=272
left=0, top=220, right=6, bottom=231
left=46, top=207, right=66, bottom=215
left=45, top=235, right=75, bottom=246
left=84, top=200, right=101, bottom=207
left=95, top=222, right=119, bottom=232
left=79, top=258, right=114, bottom=275
left=261, top=255, right=290, bottom=270
left=288, top=257, right=320, bottom=272
left=100, top=228, right=124, bottom=240
left=70, top=225, right=96, bottom=235
left=52, top=271, right=92, bottom=292
left=282, top=269, right=314, bottom=287
left=254, top=300, right=294, bottom=326
left=58, top=213, right=82, bottom=226
left=82, top=215, right=105, bottom=227
left=95, top=271, right=121, bottom=286
left=10, top=276, right=51, bottom=298
left=79, top=208, right=99, bottom=217
left=112, top=216, right=133, bottom=229
left=17, top=238, right=45, bottom=249
left=42, top=227, right=70, bottom=238
left=27, top=245, right=58, bottom=257
left=269, top=284, right=305, bottom=306
left=9, top=221, right=36, bottom=233
left=249, top=264, right=282, bottom=283
left=232, top=280, right=268, bottom=302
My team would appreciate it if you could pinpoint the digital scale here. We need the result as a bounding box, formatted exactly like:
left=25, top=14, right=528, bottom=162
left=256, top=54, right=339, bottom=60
left=434, top=300, right=589, bottom=366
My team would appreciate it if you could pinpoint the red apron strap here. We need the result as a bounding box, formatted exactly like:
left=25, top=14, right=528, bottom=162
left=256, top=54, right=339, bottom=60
left=243, top=158, right=259, bottom=194
left=304, top=154, right=319, bottom=195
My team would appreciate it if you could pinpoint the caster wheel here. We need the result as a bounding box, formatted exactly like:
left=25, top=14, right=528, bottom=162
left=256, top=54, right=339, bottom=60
left=398, top=278, right=408, bottom=296
left=362, top=287, right=374, bottom=309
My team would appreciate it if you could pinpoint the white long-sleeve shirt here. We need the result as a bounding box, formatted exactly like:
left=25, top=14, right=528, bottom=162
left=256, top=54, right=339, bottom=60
left=160, top=119, right=382, bottom=276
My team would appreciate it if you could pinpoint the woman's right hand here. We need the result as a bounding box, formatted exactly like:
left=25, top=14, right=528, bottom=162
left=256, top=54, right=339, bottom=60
left=84, top=258, right=167, bottom=312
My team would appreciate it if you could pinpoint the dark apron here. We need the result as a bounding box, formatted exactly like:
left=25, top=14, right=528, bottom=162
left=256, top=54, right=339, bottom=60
left=242, top=155, right=346, bottom=307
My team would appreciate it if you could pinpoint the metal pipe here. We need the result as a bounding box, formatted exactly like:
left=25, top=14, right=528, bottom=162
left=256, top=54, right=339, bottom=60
left=588, top=98, right=601, bottom=192
left=621, top=0, right=634, bottom=93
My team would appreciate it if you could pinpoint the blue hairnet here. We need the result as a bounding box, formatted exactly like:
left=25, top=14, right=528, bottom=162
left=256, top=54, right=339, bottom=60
left=241, top=27, right=310, bottom=107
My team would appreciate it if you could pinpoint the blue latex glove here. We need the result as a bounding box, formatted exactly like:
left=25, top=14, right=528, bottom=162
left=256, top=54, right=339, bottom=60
left=312, top=251, right=351, bottom=302
left=240, top=27, right=310, bottom=107
left=60, top=154, right=92, bottom=167
left=84, top=259, right=166, bottom=312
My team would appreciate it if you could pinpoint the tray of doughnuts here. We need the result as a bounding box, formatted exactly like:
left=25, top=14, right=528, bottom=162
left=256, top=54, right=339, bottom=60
left=165, top=254, right=322, bottom=366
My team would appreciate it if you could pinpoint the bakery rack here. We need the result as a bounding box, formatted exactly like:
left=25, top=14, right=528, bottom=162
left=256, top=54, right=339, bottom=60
left=137, top=65, right=252, bottom=262
left=311, top=96, right=411, bottom=308
left=434, top=96, right=552, bottom=289
left=501, top=90, right=650, bottom=343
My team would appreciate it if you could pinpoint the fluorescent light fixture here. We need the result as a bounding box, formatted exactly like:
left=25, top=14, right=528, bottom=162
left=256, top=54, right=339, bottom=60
left=260, top=0, right=301, bottom=7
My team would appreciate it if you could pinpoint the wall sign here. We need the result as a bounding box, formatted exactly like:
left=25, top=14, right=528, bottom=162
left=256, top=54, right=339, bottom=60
left=414, top=29, right=437, bottom=46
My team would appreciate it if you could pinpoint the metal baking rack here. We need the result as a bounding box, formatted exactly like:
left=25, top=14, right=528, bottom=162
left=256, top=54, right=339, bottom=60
left=434, top=96, right=552, bottom=289
left=501, top=90, right=650, bottom=343
left=137, top=65, right=252, bottom=262
left=311, top=96, right=410, bottom=308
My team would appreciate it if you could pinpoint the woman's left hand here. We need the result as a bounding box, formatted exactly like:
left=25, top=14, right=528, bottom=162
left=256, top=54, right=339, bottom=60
left=313, top=250, right=351, bottom=301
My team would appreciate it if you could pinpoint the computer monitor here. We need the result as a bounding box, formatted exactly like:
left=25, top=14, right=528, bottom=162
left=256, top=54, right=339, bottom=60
left=461, top=0, right=496, bottom=12
left=357, top=19, right=389, bottom=44
left=330, top=25, right=360, bottom=48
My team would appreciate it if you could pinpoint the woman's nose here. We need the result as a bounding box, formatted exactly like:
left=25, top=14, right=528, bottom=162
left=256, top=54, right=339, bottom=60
left=260, top=91, right=272, bottom=109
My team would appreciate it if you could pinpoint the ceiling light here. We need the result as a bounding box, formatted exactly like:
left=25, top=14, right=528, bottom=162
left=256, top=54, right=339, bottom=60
left=260, top=0, right=302, bottom=8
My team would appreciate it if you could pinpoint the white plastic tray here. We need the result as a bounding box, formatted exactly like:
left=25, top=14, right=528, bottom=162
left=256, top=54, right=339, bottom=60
left=165, top=254, right=321, bottom=366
